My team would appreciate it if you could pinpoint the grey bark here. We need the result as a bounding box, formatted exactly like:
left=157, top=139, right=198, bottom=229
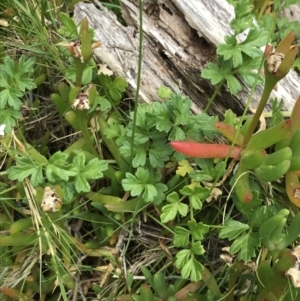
left=73, top=0, right=300, bottom=116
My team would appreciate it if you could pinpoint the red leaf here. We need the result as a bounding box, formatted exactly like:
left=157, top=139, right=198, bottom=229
left=170, top=142, right=242, bottom=160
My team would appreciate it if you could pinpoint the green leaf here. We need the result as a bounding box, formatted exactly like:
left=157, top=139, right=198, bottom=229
left=191, top=159, right=226, bottom=183
left=175, top=249, right=190, bottom=269
left=166, top=191, right=179, bottom=203
left=146, top=102, right=171, bottom=132
left=17, top=77, right=37, bottom=92
left=149, top=141, right=172, bottom=168
left=187, top=220, right=209, bottom=241
left=218, top=37, right=242, bottom=67
left=237, top=58, right=263, bottom=87
left=189, top=170, right=212, bottom=182
left=0, top=56, right=36, bottom=91
left=176, top=160, right=194, bottom=177
left=49, top=151, right=69, bottom=164
left=202, top=57, right=244, bottom=94
left=122, top=173, right=144, bottom=196
left=190, top=241, right=205, bottom=255
left=110, top=77, right=128, bottom=101
left=90, top=95, right=111, bottom=112
left=145, top=96, right=196, bottom=142
left=1, top=56, right=14, bottom=78
left=118, top=141, right=132, bottom=157
left=173, top=226, right=190, bottom=247
left=170, top=94, right=192, bottom=120
left=141, top=267, right=155, bottom=288
left=231, top=232, right=260, bottom=262
left=161, top=192, right=189, bottom=222
left=217, top=28, right=267, bottom=68
left=161, top=202, right=188, bottom=223
left=61, top=182, right=77, bottom=203
left=226, top=74, right=242, bottom=94
left=194, top=158, right=213, bottom=171
left=81, top=158, right=107, bottom=178
left=201, top=63, right=226, bottom=84
left=153, top=183, right=168, bottom=205
left=157, top=86, right=172, bottom=99
left=143, top=184, right=158, bottom=202
left=99, top=74, right=128, bottom=104
left=0, top=88, right=23, bottom=110
left=0, top=55, right=36, bottom=111
left=212, top=161, right=226, bottom=179
left=58, top=12, right=79, bottom=38
left=230, top=0, right=255, bottom=33
left=103, top=124, right=125, bottom=139
left=169, top=126, right=186, bottom=141
left=8, top=157, right=44, bottom=186
left=45, top=152, right=77, bottom=182
left=122, top=168, right=167, bottom=203
left=219, top=220, right=250, bottom=240
left=241, top=28, right=268, bottom=52
left=156, top=117, right=172, bottom=133
left=0, top=108, right=22, bottom=133
left=129, top=103, right=150, bottom=127
left=132, top=150, right=147, bottom=167
left=250, top=205, right=278, bottom=228
left=71, top=153, right=108, bottom=193
left=31, top=165, right=44, bottom=186
left=180, top=186, right=210, bottom=210
left=187, top=114, right=219, bottom=139
left=65, top=64, right=93, bottom=85
left=181, top=258, right=204, bottom=281
left=175, top=202, right=189, bottom=217
left=131, top=128, right=150, bottom=145
left=74, top=174, right=90, bottom=192
left=17, top=55, right=35, bottom=74
left=122, top=168, right=149, bottom=196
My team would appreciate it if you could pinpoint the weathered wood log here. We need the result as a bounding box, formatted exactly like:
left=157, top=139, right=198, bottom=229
left=73, top=0, right=300, bottom=116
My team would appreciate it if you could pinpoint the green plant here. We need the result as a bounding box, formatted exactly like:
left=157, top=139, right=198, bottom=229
left=0, top=55, right=37, bottom=133
left=116, top=266, right=221, bottom=301
left=1, top=0, right=300, bottom=300
left=171, top=31, right=299, bottom=206
left=201, top=0, right=268, bottom=111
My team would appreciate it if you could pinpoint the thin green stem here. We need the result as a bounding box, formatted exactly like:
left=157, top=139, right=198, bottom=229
left=129, top=0, right=143, bottom=172
left=79, top=123, right=99, bottom=158
left=257, top=0, right=270, bottom=20
left=109, top=97, right=124, bottom=120
left=75, top=111, right=99, bottom=158
left=243, top=79, right=276, bottom=145
left=0, top=186, right=17, bottom=195
left=241, top=8, right=278, bottom=145
left=204, top=79, right=225, bottom=113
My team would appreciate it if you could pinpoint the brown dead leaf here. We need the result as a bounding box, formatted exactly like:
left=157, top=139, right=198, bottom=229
left=175, top=281, right=203, bottom=300
left=97, top=63, right=113, bottom=76
left=286, top=245, right=300, bottom=287
left=206, top=187, right=222, bottom=203
left=0, top=19, right=9, bottom=27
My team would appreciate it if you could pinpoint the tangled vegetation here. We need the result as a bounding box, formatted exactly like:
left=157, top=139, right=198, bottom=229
left=1, top=0, right=300, bottom=300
